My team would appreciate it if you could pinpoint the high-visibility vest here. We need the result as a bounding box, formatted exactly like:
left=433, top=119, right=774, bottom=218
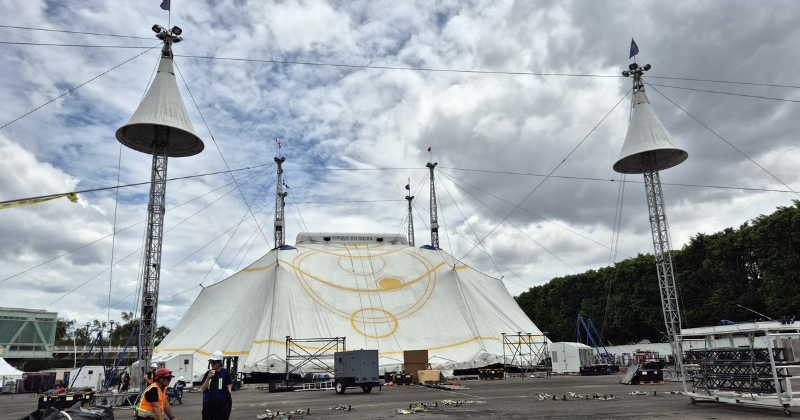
left=203, top=368, right=227, bottom=402
left=136, top=383, right=167, bottom=418
left=146, top=371, right=155, bottom=385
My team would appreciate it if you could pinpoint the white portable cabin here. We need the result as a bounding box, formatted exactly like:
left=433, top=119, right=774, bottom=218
left=151, top=353, right=194, bottom=388
left=550, top=342, right=594, bottom=373
left=68, top=366, right=105, bottom=389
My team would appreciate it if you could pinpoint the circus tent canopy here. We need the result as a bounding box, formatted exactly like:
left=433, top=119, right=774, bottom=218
left=156, top=232, right=543, bottom=381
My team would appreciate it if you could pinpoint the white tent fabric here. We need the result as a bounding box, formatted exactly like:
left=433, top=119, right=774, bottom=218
left=156, top=233, right=542, bottom=381
left=0, top=357, right=23, bottom=387
left=613, top=90, right=688, bottom=174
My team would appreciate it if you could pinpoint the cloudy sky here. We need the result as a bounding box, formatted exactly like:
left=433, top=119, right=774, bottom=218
left=1, top=0, right=799, bottom=330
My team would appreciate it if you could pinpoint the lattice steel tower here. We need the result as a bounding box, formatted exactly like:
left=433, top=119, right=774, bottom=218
left=115, top=24, right=204, bottom=389
left=614, top=62, right=688, bottom=342
left=405, top=191, right=415, bottom=247
left=274, top=157, right=287, bottom=248
left=427, top=162, right=439, bottom=249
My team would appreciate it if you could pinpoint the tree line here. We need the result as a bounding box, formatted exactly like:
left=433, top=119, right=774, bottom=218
left=19, top=312, right=171, bottom=372
left=515, top=200, right=800, bottom=345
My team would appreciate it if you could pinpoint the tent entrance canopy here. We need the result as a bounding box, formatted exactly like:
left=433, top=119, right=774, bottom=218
left=156, top=233, right=543, bottom=381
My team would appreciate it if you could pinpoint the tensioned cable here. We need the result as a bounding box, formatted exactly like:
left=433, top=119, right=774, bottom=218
left=608, top=172, right=625, bottom=266
left=437, top=176, right=503, bottom=278
left=175, top=53, right=800, bottom=90
left=0, top=167, right=267, bottom=285
left=413, top=201, right=533, bottom=290
left=343, top=244, right=370, bottom=348
left=2, top=29, right=795, bottom=88
left=0, top=164, right=271, bottom=206
left=106, top=144, right=123, bottom=326
left=362, top=244, right=403, bottom=351
left=645, top=82, right=800, bottom=198
left=110, top=199, right=274, bottom=308
left=439, top=167, right=794, bottom=194
left=173, top=59, right=271, bottom=245
left=282, top=174, right=309, bottom=233
left=0, top=41, right=155, bottom=48
left=42, top=169, right=269, bottom=308
left=204, top=170, right=274, bottom=285
left=208, top=170, right=274, bottom=283
left=602, top=172, right=626, bottom=335
left=0, top=24, right=153, bottom=39
left=439, top=170, right=633, bottom=259
left=233, top=208, right=275, bottom=273
left=0, top=45, right=160, bottom=131
left=647, top=83, right=800, bottom=104
left=131, top=167, right=269, bottom=317
left=434, top=176, right=455, bottom=258
left=159, top=204, right=274, bottom=304
left=459, top=89, right=632, bottom=261
left=10, top=162, right=782, bottom=207
left=436, top=172, right=577, bottom=273
left=140, top=53, right=161, bottom=103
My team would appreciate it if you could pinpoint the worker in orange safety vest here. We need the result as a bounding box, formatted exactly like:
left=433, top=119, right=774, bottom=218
left=136, top=368, right=179, bottom=420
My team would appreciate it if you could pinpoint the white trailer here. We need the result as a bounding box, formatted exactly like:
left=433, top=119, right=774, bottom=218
left=550, top=342, right=594, bottom=373
left=69, top=366, right=105, bottom=390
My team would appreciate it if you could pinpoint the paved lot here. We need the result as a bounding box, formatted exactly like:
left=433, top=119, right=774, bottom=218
left=2, top=375, right=791, bottom=419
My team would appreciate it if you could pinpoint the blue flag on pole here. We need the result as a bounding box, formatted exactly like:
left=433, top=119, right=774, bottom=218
left=160, top=0, right=170, bottom=10
left=629, top=38, right=639, bottom=59
left=405, top=184, right=410, bottom=191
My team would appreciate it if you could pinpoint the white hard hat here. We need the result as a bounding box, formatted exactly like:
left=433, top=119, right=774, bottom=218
left=151, top=363, right=158, bottom=368
left=178, top=376, right=185, bottom=381
left=209, top=350, right=224, bottom=361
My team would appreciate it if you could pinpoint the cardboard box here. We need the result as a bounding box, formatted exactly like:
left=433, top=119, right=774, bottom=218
left=417, top=370, right=441, bottom=384
left=404, top=350, right=429, bottom=365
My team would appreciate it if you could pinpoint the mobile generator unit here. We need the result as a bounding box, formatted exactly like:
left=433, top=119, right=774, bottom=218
left=334, top=350, right=381, bottom=394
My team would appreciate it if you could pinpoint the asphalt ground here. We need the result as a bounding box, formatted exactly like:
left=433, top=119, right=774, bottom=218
left=1, top=375, right=791, bottom=419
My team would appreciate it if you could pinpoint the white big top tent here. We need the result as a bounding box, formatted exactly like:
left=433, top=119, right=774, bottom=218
left=156, top=233, right=543, bottom=381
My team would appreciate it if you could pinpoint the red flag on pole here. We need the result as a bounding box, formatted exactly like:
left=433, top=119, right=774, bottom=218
left=427, top=147, right=431, bottom=152
left=275, top=139, right=282, bottom=148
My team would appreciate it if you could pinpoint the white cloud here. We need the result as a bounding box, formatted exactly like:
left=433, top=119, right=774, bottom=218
left=0, top=0, right=798, bottom=329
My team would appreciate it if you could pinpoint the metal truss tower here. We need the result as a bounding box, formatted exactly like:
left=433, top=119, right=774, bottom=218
left=274, top=156, right=287, bottom=248
left=642, top=152, right=681, bottom=339
left=405, top=193, right=415, bottom=247
left=427, top=162, right=439, bottom=249
left=115, top=24, right=203, bottom=389
left=615, top=62, right=688, bottom=344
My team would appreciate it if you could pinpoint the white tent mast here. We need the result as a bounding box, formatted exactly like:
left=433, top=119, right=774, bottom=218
left=115, top=23, right=203, bottom=390
left=274, top=156, right=287, bottom=248
left=615, top=62, right=688, bottom=345
left=427, top=162, right=439, bottom=249
left=405, top=189, right=415, bottom=247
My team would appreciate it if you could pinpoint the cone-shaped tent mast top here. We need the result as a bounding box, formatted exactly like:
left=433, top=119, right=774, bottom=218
left=115, top=24, right=203, bottom=390
left=614, top=61, right=687, bottom=348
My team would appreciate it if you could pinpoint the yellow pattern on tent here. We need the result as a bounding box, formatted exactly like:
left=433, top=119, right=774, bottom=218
left=0, top=193, right=78, bottom=210
left=242, top=261, right=277, bottom=272
left=282, top=258, right=445, bottom=293
left=159, top=336, right=504, bottom=358
left=296, top=245, right=410, bottom=258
